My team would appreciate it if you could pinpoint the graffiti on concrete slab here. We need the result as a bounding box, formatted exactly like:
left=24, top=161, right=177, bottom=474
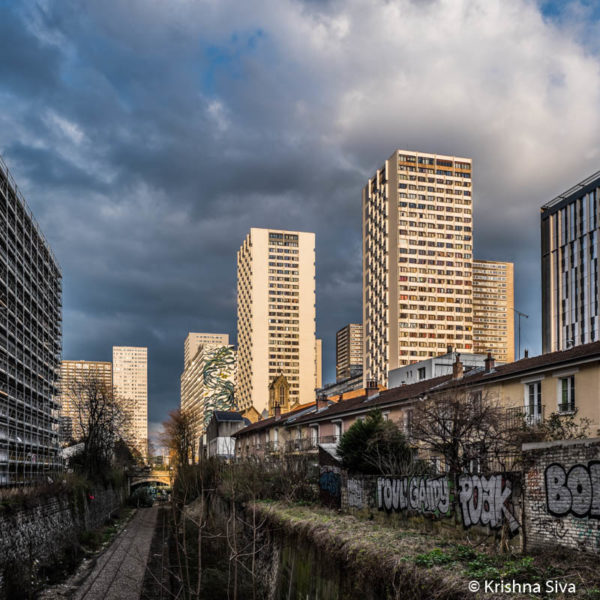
left=458, top=474, right=519, bottom=533
left=347, top=478, right=364, bottom=509
left=377, top=476, right=450, bottom=515
left=545, top=461, right=600, bottom=518
left=320, top=466, right=342, bottom=508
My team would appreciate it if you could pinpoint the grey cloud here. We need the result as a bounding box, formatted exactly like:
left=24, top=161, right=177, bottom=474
left=1, top=0, right=599, bottom=424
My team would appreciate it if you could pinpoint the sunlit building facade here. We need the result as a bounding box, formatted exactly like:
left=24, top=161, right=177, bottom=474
left=363, top=150, right=474, bottom=385
left=472, top=260, right=514, bottom=363
left=237, top=228, right=316, bottom=415
left=59, top=360, right=112, bottom=442
left=180, top=342, right=236, bottom=456
left=112, top=346, right=147, bottom=459
left=184, top=332, right=229, bottom=367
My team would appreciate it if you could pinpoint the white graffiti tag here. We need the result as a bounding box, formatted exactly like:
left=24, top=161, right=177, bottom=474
left=458, top=474, right=519, bottom=533
left=545, top=461, right=600, bottom=518
left=377, top=476, right=450, bottom=515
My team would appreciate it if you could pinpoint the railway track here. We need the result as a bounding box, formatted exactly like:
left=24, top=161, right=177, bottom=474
left=73, top=506, right=158, bottom=600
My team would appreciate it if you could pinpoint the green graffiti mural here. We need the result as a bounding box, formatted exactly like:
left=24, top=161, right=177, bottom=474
left=202, top=346, right=237, bottom=427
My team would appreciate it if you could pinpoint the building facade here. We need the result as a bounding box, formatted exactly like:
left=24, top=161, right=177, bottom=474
left=180, top=342, right=236, bottom=454
left=236, top=228, right=316, bottom=415
left=184, top=332, right=229, bottom=367
left=112, top=346, right=148, bottom=458
left=336, top=323, right=363, bottom=381
left=59, top=360, right=112, bottom=442
left=472, top=260, right=514, bottom=362
left=387, top=348, right=489, bottom=388
left=363, top=150, right=474, bottom=385
left=315, top=338, right=322, bottom=389
left=541, top=171, right=600, bottom=353
left=0, top=155, right=63, bottom=485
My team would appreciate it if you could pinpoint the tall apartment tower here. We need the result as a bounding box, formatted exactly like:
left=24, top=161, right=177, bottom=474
left=184, top=332, right=229, bottom=367
left=0, top=155, right=62, bottom=485
left=180, top=342, right=236, bottom=455
left=472, top=260, right=515, bottom=363
left=336, top=324, right=363, bottom=381
left=112, top=346, right=148, bottom=458
left=237, top=228, right=316, bottom=415
left=363, top=150, right=473, bottom=385
left=542, top=171, right=600, bottom=353
left=59, top=360, right=113, bottom=442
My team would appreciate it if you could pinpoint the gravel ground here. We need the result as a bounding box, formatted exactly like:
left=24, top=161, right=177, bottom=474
left=69, top=506, right=158, bottom=600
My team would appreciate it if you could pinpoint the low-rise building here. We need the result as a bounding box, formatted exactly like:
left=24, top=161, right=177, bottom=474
left=206, top=411, right=249, bottom=459
left=387, top=348, right=494, bottom=388
left=235, top=342, right=600, bottom=465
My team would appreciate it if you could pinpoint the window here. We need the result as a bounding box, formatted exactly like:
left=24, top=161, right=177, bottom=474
left=310, top=425, right=319, bottom=444
left=525, top=381, right=542, bottom=424
left=558, top=376, right=575, bottom=413
left=418, top=367, right=426, bottom=380
left=334, top=421, right=342, bottom=440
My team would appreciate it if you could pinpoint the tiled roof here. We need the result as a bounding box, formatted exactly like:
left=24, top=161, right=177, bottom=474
left=293, top=374, right=453, bottom=425
left=456, top=341, right=600, bottom=385
left=234, top=342, right=600, bottom=432
left=233, top=402, right=318, bottom=436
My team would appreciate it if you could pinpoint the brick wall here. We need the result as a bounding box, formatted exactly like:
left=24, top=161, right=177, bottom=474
left=523, top=437, right=600, bottom=553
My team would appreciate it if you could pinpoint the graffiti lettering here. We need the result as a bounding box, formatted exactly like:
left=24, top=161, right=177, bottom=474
left=347, top=478, right=364, bottom=509
left=377, top=476, right=450, bottom=515
left=458, top=474, right=519, bottom=533
left=319, top=471, right=341, bottom=498
left=545, top=461, right=600, bottom=518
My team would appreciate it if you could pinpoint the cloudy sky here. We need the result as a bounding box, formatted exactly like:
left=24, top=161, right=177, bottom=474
left=2, top=0, right=600, bottom=436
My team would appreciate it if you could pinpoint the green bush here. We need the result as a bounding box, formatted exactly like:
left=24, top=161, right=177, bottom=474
left=337, top=409, right=415, bottom=475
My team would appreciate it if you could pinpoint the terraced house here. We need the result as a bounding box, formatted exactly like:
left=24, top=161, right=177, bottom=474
left=234, top=342, right=600, bottom=465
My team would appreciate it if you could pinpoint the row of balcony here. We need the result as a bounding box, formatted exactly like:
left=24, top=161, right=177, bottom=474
left=239, top=435, right=341, bottom=456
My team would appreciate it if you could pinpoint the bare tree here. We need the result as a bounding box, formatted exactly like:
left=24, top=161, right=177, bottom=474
left=161, top=408, right=196, bottom=470
left=67, top=371, right=130, bottom=478
left=409, top=387, right=509, bottom=476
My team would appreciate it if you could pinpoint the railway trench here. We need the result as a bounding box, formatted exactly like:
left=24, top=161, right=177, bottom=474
left=72, top=506, right=159, bottom=600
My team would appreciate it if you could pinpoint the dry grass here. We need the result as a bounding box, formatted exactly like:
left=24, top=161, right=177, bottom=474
left=251, top=502, right=600, bottom=600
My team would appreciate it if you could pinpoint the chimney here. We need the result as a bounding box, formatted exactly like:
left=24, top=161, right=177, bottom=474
left=316, top=393, right=328, bottom=411
left=484, top=352, right=495, bottom=373
left=274, top=405, right=281, bottom=420
left=452, top=354, right=464, bottom=380
left=366, top=379, right=379, bottom=398
left=524, top=349, right=529, bottom=358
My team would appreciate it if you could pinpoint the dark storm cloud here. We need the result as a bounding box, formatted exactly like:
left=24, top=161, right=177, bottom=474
left=1, top=0, right=600, bottom=435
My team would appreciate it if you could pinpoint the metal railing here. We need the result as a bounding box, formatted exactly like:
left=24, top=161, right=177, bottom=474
left=505, top=405, right=545, bottom=429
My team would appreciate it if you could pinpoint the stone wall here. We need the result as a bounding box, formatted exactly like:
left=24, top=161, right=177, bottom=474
left=0, top=485, right=124, bottom=597
left=523, top=437, right=600, bottom=553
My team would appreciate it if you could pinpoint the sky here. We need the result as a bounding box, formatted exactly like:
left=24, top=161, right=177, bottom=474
left=1, top=0, right=600, bottom=439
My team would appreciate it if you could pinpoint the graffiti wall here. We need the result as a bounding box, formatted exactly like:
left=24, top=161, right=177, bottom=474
left=375, top=474, right=519, bottom=532
left=458, top=474, right=519, bottom=533
left=523, top=439, right=600, bottom=553
left=377, top=476, right=450, bottom=515
left=319, top=466, right=341, bottom=508
left=347, top=478, right=365, bottom=509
